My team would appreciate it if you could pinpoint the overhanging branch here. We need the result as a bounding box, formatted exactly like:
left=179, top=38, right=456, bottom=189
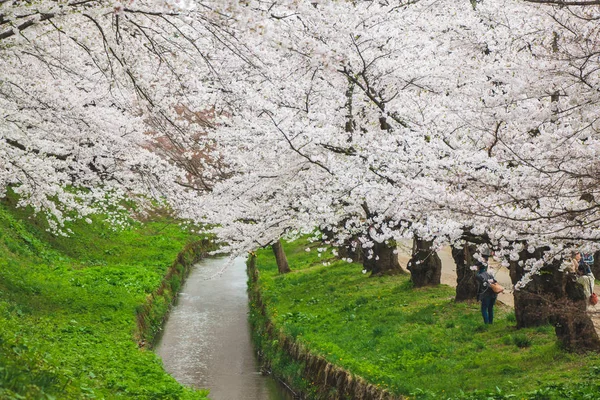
left=524, top=0, right=600, bottom=5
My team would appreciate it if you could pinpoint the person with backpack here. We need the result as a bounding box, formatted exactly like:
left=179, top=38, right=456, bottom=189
left=475, top=248, right=498, bottom=324
left=571, top=252, right=595, bottom=308
left=581, top=253, right=594, bottom=276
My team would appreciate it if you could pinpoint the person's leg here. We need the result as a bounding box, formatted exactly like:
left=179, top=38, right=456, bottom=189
left=488, top=296, right=497, bottom=324
left=481, top=297, right=490, bottom=324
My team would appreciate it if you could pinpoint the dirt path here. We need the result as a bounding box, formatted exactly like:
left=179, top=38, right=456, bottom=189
left=396, top=240, right=513, bottom=306
left=397, top=240, right=600, bottom=332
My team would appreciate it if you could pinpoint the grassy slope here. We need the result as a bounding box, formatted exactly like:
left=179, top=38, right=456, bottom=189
left=254, top=238, right=600, bottom=399
left=0, top=199, right=209, bottom=400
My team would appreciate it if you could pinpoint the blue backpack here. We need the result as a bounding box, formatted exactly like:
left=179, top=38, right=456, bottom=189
left=579, top=254, right=594, bottom=275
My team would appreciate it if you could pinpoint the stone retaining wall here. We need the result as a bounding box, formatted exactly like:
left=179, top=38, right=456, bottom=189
left=135, top=238, right=216, bottom=348
left=247, top=255, right=402, bottom=400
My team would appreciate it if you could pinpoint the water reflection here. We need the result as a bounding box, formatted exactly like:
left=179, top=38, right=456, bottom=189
left=155, top=257, right=294, bottom=400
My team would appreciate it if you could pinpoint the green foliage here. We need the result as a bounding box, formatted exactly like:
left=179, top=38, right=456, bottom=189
left=0, top=200, right=209, bottom=399
left=247, top=294, right=316, bottom=397
left=252, top=237, right=600, bottom=399
left=505, top=333, right=532, bottom=349
left=506, top=311, right=517, bottom=323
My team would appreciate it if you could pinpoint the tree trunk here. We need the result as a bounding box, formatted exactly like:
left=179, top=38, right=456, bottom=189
left=407, top=238, right=441, bottom=287
left=510, top=248, right=600, bottom=351
left=556, top=277, right=600, bottom=351
left=362, top=240, right=405, bottom=277
left=451, top=244, right=479, bottom=302
left=338, top=236, right=363, bottom=263
left=509, top=249, right=552, bottom=328
left=272, top=239, right=291, bottom=274
left=591, top=251, right=600, bottom=278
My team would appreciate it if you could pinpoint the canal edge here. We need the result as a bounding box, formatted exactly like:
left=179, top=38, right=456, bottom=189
left=247, top=254, right=403, bottom=400
left=134, top=238, right=218, bottom=349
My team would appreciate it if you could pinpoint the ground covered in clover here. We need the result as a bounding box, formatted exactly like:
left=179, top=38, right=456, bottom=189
left=252, top=238, right=600, bottom=399
left=0, top=195, right=209, bottom=400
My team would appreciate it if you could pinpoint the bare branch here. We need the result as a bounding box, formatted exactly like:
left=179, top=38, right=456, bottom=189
left=524, top=0, right=600, bottom=5
left=0, top=13, right=54, bottom=40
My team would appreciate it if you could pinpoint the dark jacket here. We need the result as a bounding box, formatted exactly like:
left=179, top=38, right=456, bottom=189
left=578, top=259, right=592, bottom=276
left=476, top=266, right=497, bottom=300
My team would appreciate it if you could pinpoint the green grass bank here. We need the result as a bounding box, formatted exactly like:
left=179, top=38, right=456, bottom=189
left=0, top=198, right=210, bottom=400
left=250, top=238, right=600, bottom=399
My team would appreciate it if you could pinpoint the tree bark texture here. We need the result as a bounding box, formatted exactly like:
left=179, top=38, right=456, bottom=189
left=362, top=241, right=405, bottom=277
left=510, top=248, right=600, bottom=351
left=272, top=239, right=291, bottom=274
left=509, top=249, right=554, bottom=328
left=556, top=277, right=600, bottom=352
left=407, top=238, right=441, bottom=287
left=338, top=236, right=363, bottom=263
left=591, top=251, right=600, bottom=278
left=451, top=244, right=479, bottom=302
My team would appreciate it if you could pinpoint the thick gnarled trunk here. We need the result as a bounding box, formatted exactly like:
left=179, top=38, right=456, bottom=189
left=510, top=248, right=600, bottom=351
left=338, top=236, right=363, bottom=263
left=509, top=253, right=549, bottom=328
left=451, top=244, right=479, bottom=301
left=407, top=238, right=441, bottom=287
left=363, top=241, right=405, bottom=277
left=272, top=239, right=291, bottom=274
left=591, top=251, right=600, bottom=278
left=556, top=278, right=600, bottom=351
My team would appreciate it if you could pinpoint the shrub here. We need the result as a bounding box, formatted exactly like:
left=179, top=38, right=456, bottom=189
left=512, top=334, right=532, bottom=348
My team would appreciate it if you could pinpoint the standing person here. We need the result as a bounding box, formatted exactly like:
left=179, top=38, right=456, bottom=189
left=475, top=248, right=498, bottom=324
left=572, top=252, right=595, bottom=308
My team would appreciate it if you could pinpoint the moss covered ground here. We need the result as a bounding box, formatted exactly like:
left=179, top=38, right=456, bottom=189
left=0, top=197, right=209, bottom=400
left=253, top=238, right=600, bottom=399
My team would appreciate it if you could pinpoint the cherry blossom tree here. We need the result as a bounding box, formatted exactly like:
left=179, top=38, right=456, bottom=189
left=0, top=0, right=228, bottom=230
left=4, top=0, right=600, bottom=349
left=189, top=0, right=600, bottom=349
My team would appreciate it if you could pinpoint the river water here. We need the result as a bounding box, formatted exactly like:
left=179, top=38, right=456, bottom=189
left=155, top=257, right=295, bottom=400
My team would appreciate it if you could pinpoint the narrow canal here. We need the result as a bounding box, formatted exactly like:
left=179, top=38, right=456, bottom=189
left=155, top=257, right=294, bottom=400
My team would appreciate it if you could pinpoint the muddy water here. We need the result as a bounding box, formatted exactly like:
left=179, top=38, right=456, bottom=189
left=155, top=257, right=295, bottom=400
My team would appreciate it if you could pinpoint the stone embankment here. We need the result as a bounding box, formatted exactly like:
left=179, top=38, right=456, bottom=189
left=248, top=256, right=402, bottom=400
left=135, top=238, right=216, bottom=348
